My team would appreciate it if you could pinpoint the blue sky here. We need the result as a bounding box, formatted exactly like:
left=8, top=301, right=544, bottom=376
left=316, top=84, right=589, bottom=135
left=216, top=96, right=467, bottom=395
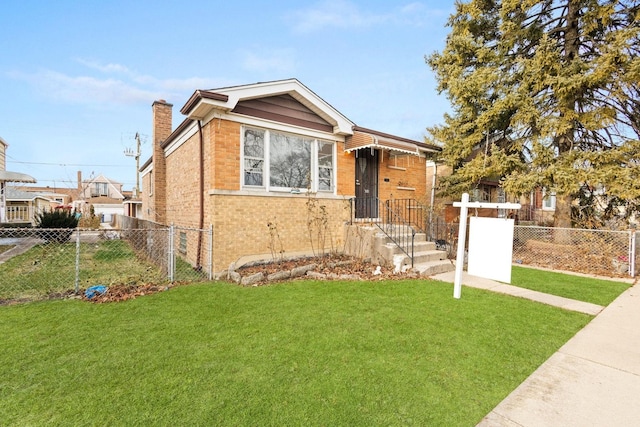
left=0, top=0, right=454, bottom=191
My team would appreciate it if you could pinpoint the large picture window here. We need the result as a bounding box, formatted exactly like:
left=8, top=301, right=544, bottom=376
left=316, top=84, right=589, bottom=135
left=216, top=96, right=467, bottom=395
left=242, top=127, right=334, bottom=192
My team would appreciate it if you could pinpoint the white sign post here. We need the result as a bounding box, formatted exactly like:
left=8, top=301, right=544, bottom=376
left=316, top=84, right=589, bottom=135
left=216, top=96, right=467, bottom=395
left=452, top=193, right=521, bottom=299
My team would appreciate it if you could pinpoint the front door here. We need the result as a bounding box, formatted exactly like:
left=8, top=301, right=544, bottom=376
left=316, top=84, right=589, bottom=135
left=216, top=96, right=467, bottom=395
left=355, top=149, right=379, bottom=218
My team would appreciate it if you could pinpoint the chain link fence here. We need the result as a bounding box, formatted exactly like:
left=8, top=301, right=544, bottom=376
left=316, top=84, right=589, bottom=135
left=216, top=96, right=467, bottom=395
left=428, top=219, right=636, bottom=278
left=2, top=216, right=635, bottom=304
left=513, top=226, right=636, bottom=278
left=0, top=223, right=212, bottom=304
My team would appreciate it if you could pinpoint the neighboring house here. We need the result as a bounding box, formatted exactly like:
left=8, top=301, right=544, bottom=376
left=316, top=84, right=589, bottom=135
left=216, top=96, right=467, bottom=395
left=141, top=79, right=441, bottom=272
left=429, top=133, right=556, bottom=225
left=17, top=186, right=74, bottom=207
left=0, top=137, right=37, bottom=224
left=122, top=189, right=143, bottom=219
left=4, top=187, right=52, bottom=225
left=77, top=173, right=126, bottom=223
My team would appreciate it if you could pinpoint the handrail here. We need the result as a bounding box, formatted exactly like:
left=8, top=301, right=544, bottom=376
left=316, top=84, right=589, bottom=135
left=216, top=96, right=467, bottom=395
left=381, top=199, right=416, bottom=267
left=350, top=197, right=416, bottom=267
left=385, top=198, right=427, bottom=234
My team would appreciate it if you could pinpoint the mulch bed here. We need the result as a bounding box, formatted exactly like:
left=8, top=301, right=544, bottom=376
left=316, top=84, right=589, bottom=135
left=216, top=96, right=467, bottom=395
left=82, top=283, right=173, bottom=303
left=235, top=254, right=416, bottom=282
left=82, top=255, right=417, bottom=303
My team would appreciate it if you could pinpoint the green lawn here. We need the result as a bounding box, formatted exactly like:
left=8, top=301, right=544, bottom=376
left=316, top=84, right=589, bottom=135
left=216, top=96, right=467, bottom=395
left=511, top=266, right=631, bottom=306
left=0, top=240, right=167, bottom=301
left=0, top=279, right=591, bottom=426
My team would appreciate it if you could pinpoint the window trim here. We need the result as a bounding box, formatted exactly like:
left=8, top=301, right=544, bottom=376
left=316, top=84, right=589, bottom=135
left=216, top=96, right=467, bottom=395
left=241, top=126, right=336, bottom=194
left=542, top=190, right=556, bottom=211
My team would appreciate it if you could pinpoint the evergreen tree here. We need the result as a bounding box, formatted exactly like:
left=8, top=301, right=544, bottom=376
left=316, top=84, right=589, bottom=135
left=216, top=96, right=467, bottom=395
left=427, top=0, right=640, bottom=227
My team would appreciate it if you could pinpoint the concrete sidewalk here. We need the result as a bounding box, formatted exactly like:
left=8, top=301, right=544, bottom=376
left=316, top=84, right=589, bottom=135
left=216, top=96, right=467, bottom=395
left=431, top=270, right=606, bottom=315
left=0, top=237, right=42, bottom=264
left=431, top=270, right=640, bottom=426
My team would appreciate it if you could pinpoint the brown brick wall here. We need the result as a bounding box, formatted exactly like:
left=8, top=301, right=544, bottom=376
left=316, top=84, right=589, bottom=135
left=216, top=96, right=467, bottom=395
left=165, top=130, right=204, bottom=228
left=151, top=100, right=173, bottom=223
left=141, top=170, right=152, bottom=220
left=336, top=141, right=355, bottom=196
left=208, top=194, right=350, bottom=270
left=377, top=151, right=428, bottom=203
left=212, top=119, right=241, bottom=191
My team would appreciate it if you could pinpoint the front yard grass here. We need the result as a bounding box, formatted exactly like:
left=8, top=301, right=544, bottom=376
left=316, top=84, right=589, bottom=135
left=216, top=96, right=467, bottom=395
left=511, top=266, right=631, bottom=306
left=0, top=240, right=167, bottom=301
left=0, top=279, right=591, bottom=426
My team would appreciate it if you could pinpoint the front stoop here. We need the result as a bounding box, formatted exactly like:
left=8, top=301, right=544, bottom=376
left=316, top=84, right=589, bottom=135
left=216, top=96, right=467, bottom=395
left=374, top=231, right=455, bottom=277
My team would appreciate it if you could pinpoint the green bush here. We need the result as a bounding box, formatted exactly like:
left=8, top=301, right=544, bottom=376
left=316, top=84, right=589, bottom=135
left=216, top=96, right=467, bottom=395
left=35, top=209, right=79, bottom=243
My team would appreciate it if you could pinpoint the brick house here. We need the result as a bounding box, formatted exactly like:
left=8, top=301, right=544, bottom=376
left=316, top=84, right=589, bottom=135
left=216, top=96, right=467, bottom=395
left=141, top=79, right=441, bottom=272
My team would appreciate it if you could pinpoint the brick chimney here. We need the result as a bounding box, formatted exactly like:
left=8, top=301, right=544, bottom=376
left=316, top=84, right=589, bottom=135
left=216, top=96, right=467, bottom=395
left=151, top=99, right=173, bottom=224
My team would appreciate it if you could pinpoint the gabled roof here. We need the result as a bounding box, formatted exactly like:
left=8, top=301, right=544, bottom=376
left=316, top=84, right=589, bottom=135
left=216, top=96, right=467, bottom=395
left=83, top=173, right=122, bottom=186
left=82, top=174, right=124, bottom=200
left=180, top=78, right=354, bottom=136
left=6, top=187, right=52, bottom=202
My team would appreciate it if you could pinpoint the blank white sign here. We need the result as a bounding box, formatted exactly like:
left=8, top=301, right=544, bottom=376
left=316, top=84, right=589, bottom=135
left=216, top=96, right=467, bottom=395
left=467, top=216, right=514, bottom=283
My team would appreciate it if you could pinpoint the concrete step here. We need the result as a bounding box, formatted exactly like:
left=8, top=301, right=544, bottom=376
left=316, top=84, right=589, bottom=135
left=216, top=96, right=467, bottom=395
left=382, top=240, right=437, bottom=257
left=375, top=230, right=427, bottom=242
left=412, top=249, right=448, bottom=264
left=412, top=259, right=455, bottom=276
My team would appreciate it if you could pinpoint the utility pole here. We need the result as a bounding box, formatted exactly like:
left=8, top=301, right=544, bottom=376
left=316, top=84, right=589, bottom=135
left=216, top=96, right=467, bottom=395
left=124, top=132, right=141, bottom=198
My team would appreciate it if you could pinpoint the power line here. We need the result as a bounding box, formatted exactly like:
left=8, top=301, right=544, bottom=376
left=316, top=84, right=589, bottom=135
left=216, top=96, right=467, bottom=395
left=7, top=159, right=131, bottom=168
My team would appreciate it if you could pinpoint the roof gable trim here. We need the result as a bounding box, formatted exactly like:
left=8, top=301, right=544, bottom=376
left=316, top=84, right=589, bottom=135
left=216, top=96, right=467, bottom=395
left=180, top=79, right=354, bottom=135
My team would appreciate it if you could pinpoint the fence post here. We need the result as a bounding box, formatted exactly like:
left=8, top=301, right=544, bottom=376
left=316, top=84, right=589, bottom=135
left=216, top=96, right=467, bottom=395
left=168, top=224, right=175, bottom=282
left=208, top=224, right=213, bottom=280
left=631, top=229, right=636, bottom=278
left=74, top=228, right=80, bottom=293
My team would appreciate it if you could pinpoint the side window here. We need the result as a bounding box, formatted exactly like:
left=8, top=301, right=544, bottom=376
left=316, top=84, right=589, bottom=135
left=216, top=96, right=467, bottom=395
left=543, top=190, right=556, bottom=210
left=243, top=128, right=265, bottom=186
left=179, top=231, right=187, bottom=254
left=317, top=141, right=333, bottom=191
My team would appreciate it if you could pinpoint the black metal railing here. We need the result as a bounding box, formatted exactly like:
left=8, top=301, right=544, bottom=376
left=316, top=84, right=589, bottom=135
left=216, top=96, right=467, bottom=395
left=385, top=198, right=427, bottom=234
left=350, top=197, right=416, bottom=266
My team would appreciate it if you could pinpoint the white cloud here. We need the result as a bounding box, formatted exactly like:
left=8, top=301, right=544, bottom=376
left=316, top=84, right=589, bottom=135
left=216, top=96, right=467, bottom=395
left=7, top=62, right=225, bottom=107
left=75, top=58, right=131, bottom=74
left=287, top=0, right=383, bottom=33
left=286, top=1, right=439, bottom=33
left=11, top=70, right=158, bottom=104
left=240, top=48, right=297, bottom=74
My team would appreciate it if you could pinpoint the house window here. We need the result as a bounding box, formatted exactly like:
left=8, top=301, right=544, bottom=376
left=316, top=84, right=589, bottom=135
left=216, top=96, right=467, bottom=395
left=242, top=127, right=334, bottom=192
left=179, top=231, right=187, bottom=254
left=318, top=141, right=334, bottom=191
left=270, top=132, right=312, bottom=189
left=243, top=128, right=265, bottom=186
left=543, top=190, right=556, bottom=210
left=92, top=182, right=108, bottom=197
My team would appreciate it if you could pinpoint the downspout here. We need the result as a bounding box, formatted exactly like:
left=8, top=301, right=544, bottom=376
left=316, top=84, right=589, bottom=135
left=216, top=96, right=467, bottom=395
left=196, top=120, right=205, bottom=270
left=427, top=159, right=437, bottom=223
left=431, top=162, right=437, bottom=207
